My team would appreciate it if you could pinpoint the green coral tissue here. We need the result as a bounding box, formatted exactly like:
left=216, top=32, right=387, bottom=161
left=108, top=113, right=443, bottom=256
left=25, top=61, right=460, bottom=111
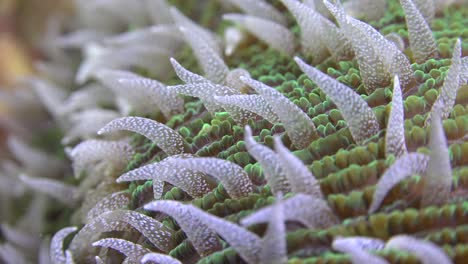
left=1, top=0, right=468, bottom=263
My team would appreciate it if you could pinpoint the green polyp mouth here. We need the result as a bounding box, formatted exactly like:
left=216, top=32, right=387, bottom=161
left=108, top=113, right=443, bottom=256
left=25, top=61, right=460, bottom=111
left=1, top=0, right=467, bottom=263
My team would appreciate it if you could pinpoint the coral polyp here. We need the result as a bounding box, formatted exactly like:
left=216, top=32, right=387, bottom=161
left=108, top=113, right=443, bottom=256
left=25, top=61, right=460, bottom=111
left=1, top=0, right=467, bottom=263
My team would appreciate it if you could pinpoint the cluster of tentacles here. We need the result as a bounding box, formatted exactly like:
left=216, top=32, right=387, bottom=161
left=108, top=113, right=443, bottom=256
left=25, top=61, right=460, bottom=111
left=0, top=0, right=467, bottom=263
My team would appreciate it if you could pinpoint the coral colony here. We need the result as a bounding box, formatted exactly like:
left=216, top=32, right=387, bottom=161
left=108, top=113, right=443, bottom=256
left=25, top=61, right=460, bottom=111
left=1, top=0, right=468, bottom=263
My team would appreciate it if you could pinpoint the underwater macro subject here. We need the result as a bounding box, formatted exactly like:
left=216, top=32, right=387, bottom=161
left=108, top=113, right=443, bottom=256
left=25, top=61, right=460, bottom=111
left=0, top=0, right=468, bottom=263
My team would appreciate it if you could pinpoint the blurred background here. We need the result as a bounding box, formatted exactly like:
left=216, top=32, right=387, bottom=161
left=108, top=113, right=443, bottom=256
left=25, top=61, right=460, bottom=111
left=0, top=0, right=75, bottom=83
left=0, top=0, right=72, bottom=147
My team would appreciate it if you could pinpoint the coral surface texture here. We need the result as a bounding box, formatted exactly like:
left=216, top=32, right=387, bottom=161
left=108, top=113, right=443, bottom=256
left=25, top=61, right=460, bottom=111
left=1, top=0, right=468, bottom=264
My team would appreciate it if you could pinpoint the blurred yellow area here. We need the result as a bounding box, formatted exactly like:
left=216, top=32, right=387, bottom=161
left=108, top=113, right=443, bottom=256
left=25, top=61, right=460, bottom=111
left=0, top=0, right=73, bottom=87
left=0, top=0, right=72, bottom=143
left=0, top=0, right=16, bottom=14
left=0, top=33, right=28, bottom=143
left=0, top=0, right=32, bottom=88
left=0, top=33, right=33, bottom=87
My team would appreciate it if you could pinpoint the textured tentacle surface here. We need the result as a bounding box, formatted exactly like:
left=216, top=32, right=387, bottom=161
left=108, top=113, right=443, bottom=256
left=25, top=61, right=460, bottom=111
left=223, top=14, right=295, bottom=56
left=177, top=26, right=229, bottom=85
left=214, top=95, right=280, bottom=124
left=241, top=193, right=338, bottom=229
left=244, top=125, right=291, bottom=194
left=170, top=157, right=253, bottom=198
left=141, top=253, right=182, bottom=264
left=259, top=195, right=287, bottom=264
left=224, top=0, right=287, bottom=25
left=117, top=154, right=216, bottom=198
left=92, top=238, right=150, bottom=262
left=295, top=57, right=379, bottom=145
left=427, top=39, right=462, bottom=124
left=421, top=112, right=452, bottom=207
left=385, top=235, right=452, bottom=264
left=50, top=227, right=78, bottom=264
left=369, top=153, right=429, bottom=213
left=143, top=200, right=222, bottom=257
left=385, top=76, right=407, bottom=158
left=274, top=136, right=323, bottom=197
left=98, top=117, right=186, bottom=155
left=241, top=75, right=318, bottom=148
left=400, top=0, right=438, bottom=63
left=280, top=0, right=329, bottom=62
left=332, top=237, right=388, bottom=264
